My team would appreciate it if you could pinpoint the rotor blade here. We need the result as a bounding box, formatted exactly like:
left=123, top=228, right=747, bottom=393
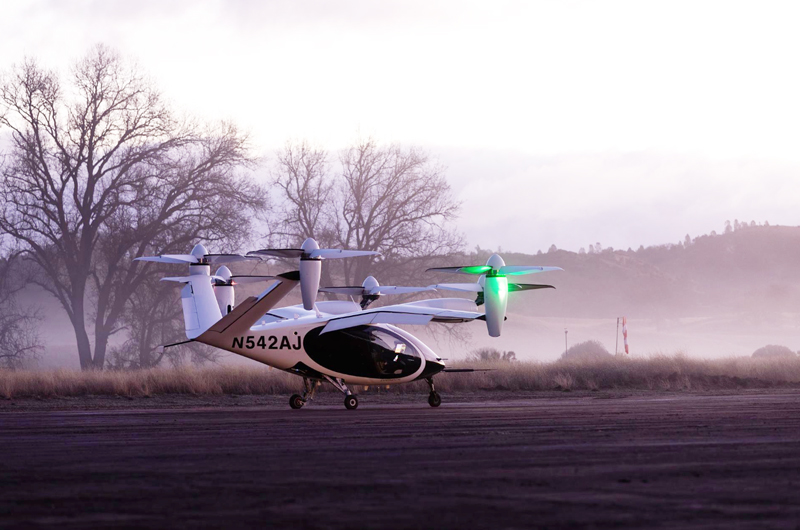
left=160, top=276, right=194, bottom=283
left=433, top=283, right=484, bottom=293
left=499, top=265, right=564, bottom=276
left=508, top=283, right=556, bottom=292
left=318, top=286, right=366, bottom=296
left=246, top=249, right=304, bottom=259
left=230, top=275, right=278, bottom=284
left=310, top=249, right=380, bottom=259
left=136, top=254, right=198, bottom=264
left=205, top=254, right=257, bottom=264
left=368, top=286, right=436, bottom=295
left=426, top=265, right=492, bottom=275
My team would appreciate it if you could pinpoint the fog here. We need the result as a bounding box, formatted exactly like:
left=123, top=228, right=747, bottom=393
left=3, top=1, right=800, bottom=368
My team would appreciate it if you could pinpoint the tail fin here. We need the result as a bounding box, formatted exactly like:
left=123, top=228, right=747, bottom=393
left=196, top=271, right=300, bottom=349
left=163, top=276, right=223, bottom=339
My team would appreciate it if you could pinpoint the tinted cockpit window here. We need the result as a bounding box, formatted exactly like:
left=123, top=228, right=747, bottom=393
left=304, top=325, right=422, bottom=379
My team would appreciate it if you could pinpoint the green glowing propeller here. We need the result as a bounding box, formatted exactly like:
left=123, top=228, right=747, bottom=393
left=427, top=253, right=562, bottom=337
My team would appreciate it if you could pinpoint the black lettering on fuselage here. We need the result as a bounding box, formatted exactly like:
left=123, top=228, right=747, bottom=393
left=231, top=334, right=303, bottom=351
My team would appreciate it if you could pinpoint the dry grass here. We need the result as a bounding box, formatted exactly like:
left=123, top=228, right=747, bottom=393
left=0, top=366, right=300, bottom=399
left=435, top=353, right=800, bottom=393
left=2, top=354, right=800, bottom=399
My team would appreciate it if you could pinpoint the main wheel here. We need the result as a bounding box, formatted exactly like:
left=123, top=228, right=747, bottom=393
left=344, top=395, right=359, bottom=410
left=289, top=394, right=305, bottom=409
left=428, top=391, right=442, bottom=407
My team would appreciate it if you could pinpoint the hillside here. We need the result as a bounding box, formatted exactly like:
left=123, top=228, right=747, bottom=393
left=491, top=224, right=800, bottom=319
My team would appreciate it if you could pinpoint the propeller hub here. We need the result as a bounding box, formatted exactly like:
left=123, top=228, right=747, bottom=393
left=301, top=237, right=319, bottom=252
left=486, top=253, right=506, bottom=270
left=191, top=243, right=209, bottom=259
left=300, top=237, right=320, bottom=260
left=216, top=266, right=232, bottom=282
left=361, top=275, right=379, bottom=291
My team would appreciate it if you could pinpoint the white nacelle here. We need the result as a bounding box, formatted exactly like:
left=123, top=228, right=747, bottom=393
left=483, top=275, right=508, bottom=337
left=180, top=263, right=222, bottom=339
left=214, top=265, right=235, bottom=315
left=484, top=254, right=508, bottom=338
left=299, top=259, right=321, bottom=310
left=299, top=239, right=322, bottom=310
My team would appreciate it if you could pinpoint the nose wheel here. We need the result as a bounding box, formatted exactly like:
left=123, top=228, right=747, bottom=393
left=426, top=377, right=442, bottom=407
left=344, top=395, right=359, bottom=410
left=320, top=375, right=360, bottom=410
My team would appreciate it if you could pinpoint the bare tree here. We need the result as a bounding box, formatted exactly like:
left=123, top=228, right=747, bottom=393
left=107, top=269, right=223, bottom=369
left=0, top=45, right=265, bottom=370
left=268, top=140, right=338, bottom=289
left=0, top=252, right=43, bottom=368
left=270, top=140, right=335, bottom=246
left=106, top=276, right=182, bottom=369
left=335, top=138, right=462, bottom=285
left=270, top=138, right=462, bottom=290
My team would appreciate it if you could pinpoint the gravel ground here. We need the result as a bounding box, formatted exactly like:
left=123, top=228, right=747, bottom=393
left=2, top=390, right=800, bottom=529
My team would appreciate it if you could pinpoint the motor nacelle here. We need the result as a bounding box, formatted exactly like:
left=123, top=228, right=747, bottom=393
left=214, top=266, right=235, bottom=315
left=429, top=253, right=562, bottom=338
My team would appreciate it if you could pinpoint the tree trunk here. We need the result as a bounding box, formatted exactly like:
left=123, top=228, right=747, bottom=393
left=92, top=332, right=109, bottom=370
left=73, top=320, right=94, bottom=370
left=68, top=291, right=95, bottom=370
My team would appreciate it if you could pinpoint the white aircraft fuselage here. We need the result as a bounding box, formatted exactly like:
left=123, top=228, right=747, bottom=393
left=221, top=304, right=445, bottom=386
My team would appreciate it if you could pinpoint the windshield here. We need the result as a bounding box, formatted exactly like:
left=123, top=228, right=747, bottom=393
left=304, top=325, right=422, bottom=379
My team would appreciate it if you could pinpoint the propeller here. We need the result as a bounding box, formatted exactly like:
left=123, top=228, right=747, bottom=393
left=428, top=253, right=562, bottom=337
left=135, top=243, right=255, bottom=265
left=138, top=245, right=271, bottom=316
left=320, top=275, right=435, bottom=309
left=247, top=238, right=380, bottom=310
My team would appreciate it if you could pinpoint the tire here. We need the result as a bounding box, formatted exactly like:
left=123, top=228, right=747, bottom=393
left=290, top=394, right=305, bottom=409
left=344, top=395, right=359, bottom=410
left=428, top=391, right=442, bottom=408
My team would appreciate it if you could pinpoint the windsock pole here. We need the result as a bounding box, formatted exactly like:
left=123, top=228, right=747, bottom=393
left=622, top=316, right=629, bottom=354
left=615, top=317, right=620, bottom=355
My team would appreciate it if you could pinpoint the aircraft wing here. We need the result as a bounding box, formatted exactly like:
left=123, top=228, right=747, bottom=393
left=320, top=303, right=482, bottom=334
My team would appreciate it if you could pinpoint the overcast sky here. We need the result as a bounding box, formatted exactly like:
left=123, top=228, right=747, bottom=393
left=2, top=0, right=799, bottom=253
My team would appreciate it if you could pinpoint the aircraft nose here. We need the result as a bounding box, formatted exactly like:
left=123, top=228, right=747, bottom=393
left=417, top=359, right=446, bottom=380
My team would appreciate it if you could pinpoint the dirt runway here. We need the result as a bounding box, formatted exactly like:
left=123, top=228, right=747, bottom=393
left=2, top=392, right=800, bottom=529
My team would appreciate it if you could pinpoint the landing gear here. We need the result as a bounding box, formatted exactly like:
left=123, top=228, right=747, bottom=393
left=426, top=377, right=442, bottom=407
left=323, top=375, right=358, bottom=410
left=289, top=378, right=321, bottom=410
left=290, top=394, right=305, bottom=409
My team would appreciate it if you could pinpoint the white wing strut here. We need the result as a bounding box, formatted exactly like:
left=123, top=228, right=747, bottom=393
left=320, top=302, right=482, bottom=334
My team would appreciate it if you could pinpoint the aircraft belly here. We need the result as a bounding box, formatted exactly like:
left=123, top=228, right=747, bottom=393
left=300, top=360, right=426, bottom=386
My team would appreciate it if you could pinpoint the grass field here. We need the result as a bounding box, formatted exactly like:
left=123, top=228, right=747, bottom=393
left=2, top=354, right=800, bottom=399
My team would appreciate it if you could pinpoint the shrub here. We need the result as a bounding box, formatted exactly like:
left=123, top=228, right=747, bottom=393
left=467, top=348, right=517, bottom=362
left=561, top=340, right=613, bottom=361
left=752, top=345, right=796, bottom=358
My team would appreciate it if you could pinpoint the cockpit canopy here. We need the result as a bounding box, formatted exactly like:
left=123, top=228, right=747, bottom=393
left=304, top=325, right=422, bottom=379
